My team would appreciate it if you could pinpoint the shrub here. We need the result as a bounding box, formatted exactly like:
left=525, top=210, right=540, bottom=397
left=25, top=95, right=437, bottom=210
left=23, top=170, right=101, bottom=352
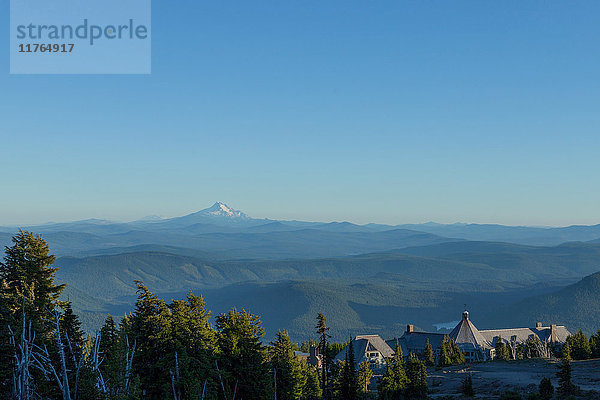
left=538, top=377, right=554, bottom=400
left=461, top=373, right=474, bottom=397
left=501, top=390, right=522, bottom=400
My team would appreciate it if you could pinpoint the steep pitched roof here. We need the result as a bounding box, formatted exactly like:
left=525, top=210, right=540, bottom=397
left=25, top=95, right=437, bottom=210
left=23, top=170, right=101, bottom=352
left=333, top=334, right=395, bottom=365
left=480, top=325, right=571, bottom=345
left=480, top=328, right=535, bottom=345
left=399, top=331, right=446, bottom=350
left=449, top=311, right=492, bottom=350
left=355, top=335, right=395, bottom=358
left=534, top=325, right=570, bottom=343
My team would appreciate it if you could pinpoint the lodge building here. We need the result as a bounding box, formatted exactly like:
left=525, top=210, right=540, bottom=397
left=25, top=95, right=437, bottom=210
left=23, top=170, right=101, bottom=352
left=334, top=310, right=570, bottom=369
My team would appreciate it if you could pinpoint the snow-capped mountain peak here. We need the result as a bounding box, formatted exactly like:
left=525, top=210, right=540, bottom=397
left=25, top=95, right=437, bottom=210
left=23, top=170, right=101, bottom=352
left=201, top=202, right=249, bottom=219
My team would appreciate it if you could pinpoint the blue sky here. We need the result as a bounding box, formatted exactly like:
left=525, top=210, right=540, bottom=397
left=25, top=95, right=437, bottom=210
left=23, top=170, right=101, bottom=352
left=1, top=1, right=599, bottom=226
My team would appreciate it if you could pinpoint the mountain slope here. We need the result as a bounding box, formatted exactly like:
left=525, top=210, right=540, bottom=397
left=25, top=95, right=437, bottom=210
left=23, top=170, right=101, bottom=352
left=498, top=271, right=600, bottom=335
left=396, top=223, right=600, bottom=246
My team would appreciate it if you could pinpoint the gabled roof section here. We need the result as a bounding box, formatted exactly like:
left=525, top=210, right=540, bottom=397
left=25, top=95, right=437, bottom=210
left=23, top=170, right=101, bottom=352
left=354, top=335, right=395, bottom=358
left=480, top=325, right=571, bottom=345
left=333, top=334, right=395, bottom=365
left=449, top=311, right=492, bottom=350
left=534, top=325, right=571, bottom=343
left=399, top=331, right=446, bottom=350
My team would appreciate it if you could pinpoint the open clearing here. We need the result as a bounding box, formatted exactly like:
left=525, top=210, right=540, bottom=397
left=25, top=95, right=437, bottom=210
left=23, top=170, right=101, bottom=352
left=427, top=358, right=600, bottom=399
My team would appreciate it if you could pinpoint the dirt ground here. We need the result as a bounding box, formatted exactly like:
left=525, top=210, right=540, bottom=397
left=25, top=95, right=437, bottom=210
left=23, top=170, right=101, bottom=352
left=427, top=358, right=600, bottom=399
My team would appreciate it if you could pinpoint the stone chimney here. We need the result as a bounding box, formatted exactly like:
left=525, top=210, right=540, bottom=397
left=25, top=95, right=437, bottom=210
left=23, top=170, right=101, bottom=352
left=309, top=345, right=322, bottom=368
left=406, top=324, right=414, bottom=334
left=536, top=322, right=543, bottom=328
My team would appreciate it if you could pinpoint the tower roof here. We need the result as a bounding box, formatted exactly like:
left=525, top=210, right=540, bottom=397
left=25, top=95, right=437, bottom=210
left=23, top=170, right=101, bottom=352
left=449, top=311, right=492, bottom=350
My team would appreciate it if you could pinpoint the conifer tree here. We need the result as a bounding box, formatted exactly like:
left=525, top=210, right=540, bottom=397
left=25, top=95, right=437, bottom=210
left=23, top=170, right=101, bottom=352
left=130, top=282, right=217, bottom=399
left=590, top=329, right=600, bottom=359
left=98, top=315, right=118, bottom=365
left=339, top=339, right=359, bottom=400
left=269, top=330, right=306, bottom=400
left=0, top=231, right=66, bottom=397
left=424, top=338, right=435, bottom=366
left=449, top=339, right=465, bottom=364
left=216, top=308, right=272, bottom=400
left=495, top=336, right=510, bottom=361
left=160, top=293, right=217, bottom=398
left=315, top=312, right=331, bottom=397
left=557, top=342, right=577, bottom=395
left=405, top=354, right=427, bottom=399
left=60, top=301, right=86, bottom=398
left=437, top=336, right=452, bottom=367
left=565, top=330, right=591, bottom=360
left=556, top=343, right=575, bottom=395
left=357, top=361, right=372, bottom=395
left=302, top=361, right=322, bottom=400
left=98, top=315, right=127, bottom=397
left=525, top=335, right=543, bottom=358
left=129, top=281, right=170, bottom=398
left=378, top=339, right=407, bottom=399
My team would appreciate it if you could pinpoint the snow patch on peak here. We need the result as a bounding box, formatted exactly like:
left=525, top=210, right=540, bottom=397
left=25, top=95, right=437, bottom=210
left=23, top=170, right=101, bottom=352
left=201, top=202, right=249, bottom=219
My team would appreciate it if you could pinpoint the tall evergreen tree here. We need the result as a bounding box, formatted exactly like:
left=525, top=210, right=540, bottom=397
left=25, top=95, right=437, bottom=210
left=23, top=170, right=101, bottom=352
left=357, top=361, right=372, bottom=395
left=216, top=308, right=272, bottom=400
left=590, top=329, right=600, bottom=359
left=158, top=293, right=217, bottom=398
left=315, top=312, right=331, bottom=398
left=495, top=336, right=511, bottom=361
left=437, top=336, right=452, bottom=367
left=129, top=282, right=217, bottom=399
left=378, top=339, right=407, bottom=400
left=339, top=339, right=359, bottom=400
left=565, top=330, right=591, bottom=360
left=302, top=361, right=322, bottom=400
left=449, top=339, right=466, bottom=365
left=60, top=301, right=87, bottom=399
left=557, top=342, right=578, bottom=395
left=129, top=281, right=170, bottom=398
left=423, top=338, right=435, bottom=366
left=98, top=315, right=119, bottom=365
left=0, top=231, right=66, bottom=397
left=269, top=330, right=306, bottom=400
left=405, top=354, right=428, bottom=399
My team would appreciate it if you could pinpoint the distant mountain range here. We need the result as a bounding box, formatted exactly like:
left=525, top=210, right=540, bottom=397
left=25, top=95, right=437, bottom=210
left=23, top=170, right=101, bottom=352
left=3, top=202, right=600, bottom=249
left=3, top=202, right=600, bottom=340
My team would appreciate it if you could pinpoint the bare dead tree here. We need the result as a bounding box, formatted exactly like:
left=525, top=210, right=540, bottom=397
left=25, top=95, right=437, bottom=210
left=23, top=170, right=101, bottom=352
left=507, top=337, right=518, bottom=360
left=124, top=335, right=136, bottom=395
left=201, top=379, right=207, bottom=400
left=215, top=360, right=238, bottom=400
left=525, top=335, right=552, bottom=359
left=273, top=368, right=277, bottom=400
left=31, top=309, right=72, bottom=400
left=32, top=343, right=71, bottom=400
left=170, top=351, right=181, bottom=400
left=215, top=360, right=228, bottom=399
left=8, top=308, right=35, bottom=400
left=64, top=330, right=88, bottom=400
left=87, top=330, right=107, bottom=393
